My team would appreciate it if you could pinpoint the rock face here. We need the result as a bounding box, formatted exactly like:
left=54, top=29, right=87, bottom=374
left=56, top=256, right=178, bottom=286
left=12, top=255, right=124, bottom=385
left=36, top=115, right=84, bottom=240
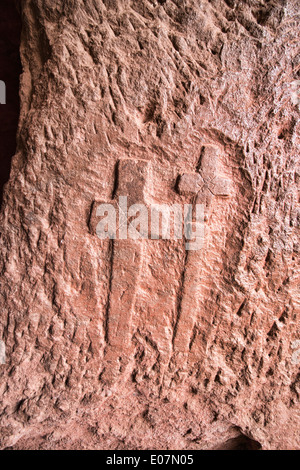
left=0, top=0, right=299, bottom=450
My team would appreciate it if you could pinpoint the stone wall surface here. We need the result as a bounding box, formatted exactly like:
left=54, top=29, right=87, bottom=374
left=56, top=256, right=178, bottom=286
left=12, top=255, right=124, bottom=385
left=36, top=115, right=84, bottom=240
left=0, top=0, right=299, bottom=450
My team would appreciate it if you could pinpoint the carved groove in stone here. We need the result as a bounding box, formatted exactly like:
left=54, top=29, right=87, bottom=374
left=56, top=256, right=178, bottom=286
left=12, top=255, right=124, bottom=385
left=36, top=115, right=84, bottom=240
left=101, top=159, right=150, bottom=385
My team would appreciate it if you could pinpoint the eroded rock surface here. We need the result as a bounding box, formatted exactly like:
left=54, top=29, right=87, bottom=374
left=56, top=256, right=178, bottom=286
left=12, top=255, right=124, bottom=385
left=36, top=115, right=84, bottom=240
left=0, top=0, right=299, bottom=450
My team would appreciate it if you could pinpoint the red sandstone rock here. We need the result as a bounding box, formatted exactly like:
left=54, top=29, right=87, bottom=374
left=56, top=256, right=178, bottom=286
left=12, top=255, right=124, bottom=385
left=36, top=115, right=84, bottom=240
left=0, top=0, right=299, bottom=450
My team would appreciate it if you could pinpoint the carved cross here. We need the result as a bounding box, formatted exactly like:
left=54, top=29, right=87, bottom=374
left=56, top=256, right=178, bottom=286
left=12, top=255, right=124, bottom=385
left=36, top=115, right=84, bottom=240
left=171, top=146, right=231, bottom=368
left=177, top=146, right=231, bottom=219
left=89, top=159, right=150, bottom=387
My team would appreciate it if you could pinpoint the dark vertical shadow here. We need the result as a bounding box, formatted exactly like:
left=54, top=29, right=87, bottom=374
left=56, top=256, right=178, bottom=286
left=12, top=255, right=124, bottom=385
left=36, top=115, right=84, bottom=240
left=0, top=0, right=22, bottom=208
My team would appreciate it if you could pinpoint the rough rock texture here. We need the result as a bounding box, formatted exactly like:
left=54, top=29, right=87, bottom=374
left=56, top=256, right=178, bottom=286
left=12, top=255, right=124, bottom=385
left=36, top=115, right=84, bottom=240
left=0, top=0, right=299, bottom=450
